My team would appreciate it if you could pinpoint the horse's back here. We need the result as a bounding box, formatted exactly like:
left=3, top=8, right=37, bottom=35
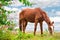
left=19, top=8, right=44, bottom=22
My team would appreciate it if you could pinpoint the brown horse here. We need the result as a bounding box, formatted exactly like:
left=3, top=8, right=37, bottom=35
left=19, top=8, right=54, bottom=35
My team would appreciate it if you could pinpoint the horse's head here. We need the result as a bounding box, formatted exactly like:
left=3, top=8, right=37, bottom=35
left=48, top=21, right=54, bottom=35
left=50, top=21, right=54, bottom=30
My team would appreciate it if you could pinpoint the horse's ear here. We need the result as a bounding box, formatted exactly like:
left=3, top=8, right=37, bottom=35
left=52, top=21, right=54, bottom=24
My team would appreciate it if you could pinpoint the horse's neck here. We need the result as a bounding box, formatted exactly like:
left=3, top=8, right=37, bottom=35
left=43, top=12, right=51, bottom=25
left=45, top=16, right=51, bottom=25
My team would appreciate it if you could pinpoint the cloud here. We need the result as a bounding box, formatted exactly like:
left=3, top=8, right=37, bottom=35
left=8, top=0, right=60, bottom=10
left=29, top=0, right=60, bottom=8
left=3, top=6, right=11, bottom=11
left=55, top=11, right=60, bottom=16
left=3, top=6, right=20, bottom=11
left=11, top=8, right=19, bottom=11
left=50, top=17, right=60, bottom=22
left=10, top=0, right=23, bottom=6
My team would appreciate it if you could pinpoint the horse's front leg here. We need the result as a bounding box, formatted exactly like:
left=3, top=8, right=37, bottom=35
left=19, top=19, right=22, bottom=31
left=40, top=21, right=43, bottom=35
left=23, top=20, right=27, bottom=33
left=34, top=20, right=38, bottom=35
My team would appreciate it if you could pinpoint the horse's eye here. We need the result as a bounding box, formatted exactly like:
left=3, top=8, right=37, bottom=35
left=49, top=22, right=50, bottom=24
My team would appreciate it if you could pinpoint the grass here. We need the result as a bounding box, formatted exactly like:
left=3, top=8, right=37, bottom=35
left=0, top=28, right=60, bottom=40
left=22, top=32, right=60, bottom=40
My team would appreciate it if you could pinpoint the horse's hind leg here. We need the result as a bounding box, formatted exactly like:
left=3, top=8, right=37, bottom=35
left=23, top=20, right=27, bottom=33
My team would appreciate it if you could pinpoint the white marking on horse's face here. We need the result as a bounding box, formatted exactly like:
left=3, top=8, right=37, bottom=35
left=51, top=26, right=53, bottom=30
left=50, top=25, right=54, bottom=34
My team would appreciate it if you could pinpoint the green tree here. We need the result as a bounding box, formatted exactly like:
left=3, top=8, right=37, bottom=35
left=0, top=0, right=11, bottom=25
left=19, top=0, right=32, bottom=6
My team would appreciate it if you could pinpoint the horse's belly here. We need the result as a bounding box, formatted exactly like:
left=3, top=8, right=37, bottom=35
left=26, top=17, right=35, bottom=23
left=28, top=19, right=35, bottom=23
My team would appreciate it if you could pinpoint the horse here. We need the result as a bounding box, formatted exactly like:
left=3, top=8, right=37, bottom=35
left=19, top=8, right=54, bottom=35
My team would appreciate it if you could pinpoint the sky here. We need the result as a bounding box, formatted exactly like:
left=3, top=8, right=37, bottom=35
left=3, top=0, right=60, bottom=31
